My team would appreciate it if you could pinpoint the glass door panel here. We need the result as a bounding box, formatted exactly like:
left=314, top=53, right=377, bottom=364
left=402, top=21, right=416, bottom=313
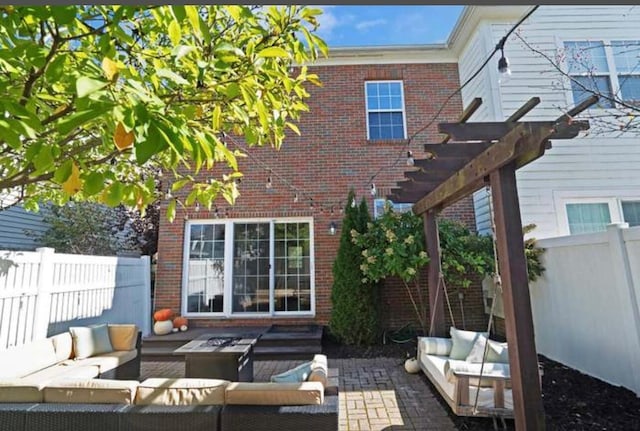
left=232, top=223, right=270, bottom=313
left=274, top=222, right=311, bottom=312
left=186, top=223, right=225, bottom=313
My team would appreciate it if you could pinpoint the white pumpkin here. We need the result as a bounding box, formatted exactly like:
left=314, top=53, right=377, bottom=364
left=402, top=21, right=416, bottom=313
left=404, top=357, right=420, bottom=374
left=153, top=319, right=174, bottom=335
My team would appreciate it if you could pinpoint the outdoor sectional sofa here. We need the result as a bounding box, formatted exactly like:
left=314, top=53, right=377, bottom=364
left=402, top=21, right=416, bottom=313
left=0, top=347, right=338, bottom=431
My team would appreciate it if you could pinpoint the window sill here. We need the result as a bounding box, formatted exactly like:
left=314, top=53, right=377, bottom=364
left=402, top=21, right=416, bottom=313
left=366, top=138, right=409, bottom=145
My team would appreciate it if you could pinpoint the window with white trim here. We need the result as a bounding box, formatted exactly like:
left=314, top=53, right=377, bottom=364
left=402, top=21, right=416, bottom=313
left=183, top=218, right=314, bottom=317
left=373, top=198, right=413, bottom=219
left=564, top=40, right=640, bottom=108
left=622, top=201, right=640, bottom=227
left=365, top=81, right=407, bottom=140
left=566, top=202, right=611, bottom=234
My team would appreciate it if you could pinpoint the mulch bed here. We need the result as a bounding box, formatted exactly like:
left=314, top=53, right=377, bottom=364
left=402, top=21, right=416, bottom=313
left=322, top=336, right=640, bottom=430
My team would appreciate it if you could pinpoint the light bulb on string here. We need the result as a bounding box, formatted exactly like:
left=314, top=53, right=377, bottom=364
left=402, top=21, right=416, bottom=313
left=498, top=48, right=511, bottom=84
left=194, top=202, right=200, bottom=212
left=294, top=193, right=299, bottom=203
left=351, top=198, right=356, bottom=208
left=265, top=176, right=272, bottom=189
left=329, top=221, right=337, bottom=236
left=309, top=199, right=314, bottom=211
left=406, top=151, right=415, bottom=166
left=370, top=183, right=377, bottom=197
left=213, top=206, right=220, bottom=218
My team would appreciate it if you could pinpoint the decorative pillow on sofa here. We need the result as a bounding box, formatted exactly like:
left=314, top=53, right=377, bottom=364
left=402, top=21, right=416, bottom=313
left=270, top=361, right=313, bottom=383
left=69, top=324, right=114, bottom=359
left=465, top=334, right=509, bottom=363
left=448, top=327, right=488, bottom=360
left=107, top=324, right=139, bottom=351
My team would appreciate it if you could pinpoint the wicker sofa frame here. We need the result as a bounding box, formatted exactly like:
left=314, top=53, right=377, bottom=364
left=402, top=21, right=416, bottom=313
left=0, top=394, right=339, bottom=431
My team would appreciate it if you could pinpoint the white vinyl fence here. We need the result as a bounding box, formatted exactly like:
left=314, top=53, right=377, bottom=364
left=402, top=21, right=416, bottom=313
left=0, top=247, right=151, bottom=350
left=530, top=223, right=640, bottom=395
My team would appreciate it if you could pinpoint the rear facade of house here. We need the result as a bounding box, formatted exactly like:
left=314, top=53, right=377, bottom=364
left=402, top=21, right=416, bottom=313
left=154, top=47, right=480, bottom=329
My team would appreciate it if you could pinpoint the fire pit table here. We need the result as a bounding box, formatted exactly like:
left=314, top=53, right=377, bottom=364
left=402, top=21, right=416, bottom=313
left=173, top=335, right=257, bottom=381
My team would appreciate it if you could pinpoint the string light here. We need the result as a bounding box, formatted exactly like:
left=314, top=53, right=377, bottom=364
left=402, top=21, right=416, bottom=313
left=329, top=221, right=337, bottom=236
left=265, top=176, right=272, bottom=189
left=370, top=183, right=377, bottom=197
left=406, top=151, right=415, bottom=166
left=194, top=202, right=200, bottom=212
left=294, top=193, right=299, bottom=203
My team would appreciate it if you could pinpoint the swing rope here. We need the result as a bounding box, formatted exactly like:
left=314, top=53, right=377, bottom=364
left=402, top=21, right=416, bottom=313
left=471, top=185, right=503, bottom=416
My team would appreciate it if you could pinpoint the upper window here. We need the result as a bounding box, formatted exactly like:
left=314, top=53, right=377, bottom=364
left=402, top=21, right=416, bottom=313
left=365, top=81, right=407, bottom=140
left=564, top=40, right=640, bottom=108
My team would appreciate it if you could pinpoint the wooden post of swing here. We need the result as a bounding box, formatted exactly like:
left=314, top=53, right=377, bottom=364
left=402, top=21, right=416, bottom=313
left=490, top=162, right=545, bottom=430
left=424, top=209, right=445, bottom=336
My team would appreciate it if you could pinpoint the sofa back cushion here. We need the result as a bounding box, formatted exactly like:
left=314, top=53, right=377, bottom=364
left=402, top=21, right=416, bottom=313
left=69, top=324, right=114, bottom=359
left=43, top=378, right=138, bottom=404
left=136, top=378, right=229, bottom=406
left=0, top=338, right=57, bottom=379
left=225, top=382, right=324, bottom=406
left=108, top=324, right=138, bottom=351
left=50, top=332, right=74, bottom=361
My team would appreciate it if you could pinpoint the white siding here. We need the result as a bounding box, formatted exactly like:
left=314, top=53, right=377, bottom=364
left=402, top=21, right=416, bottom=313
left=466, top=6, right=640, bottom=238
left=0, top=206, right=49, bottom=251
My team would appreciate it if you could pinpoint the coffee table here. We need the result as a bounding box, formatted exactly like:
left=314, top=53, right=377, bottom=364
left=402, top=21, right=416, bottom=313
left=174, top=335, right=257, bottom=381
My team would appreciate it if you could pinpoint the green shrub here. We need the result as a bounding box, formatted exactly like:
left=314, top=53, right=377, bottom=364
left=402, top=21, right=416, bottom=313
left=329, top=190, right=379, bottom=345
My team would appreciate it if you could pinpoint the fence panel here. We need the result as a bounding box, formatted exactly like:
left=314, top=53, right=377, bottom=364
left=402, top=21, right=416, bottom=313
left=530, top=224, right=640, bottom=395
left=0, top=248, right=151, bottom=350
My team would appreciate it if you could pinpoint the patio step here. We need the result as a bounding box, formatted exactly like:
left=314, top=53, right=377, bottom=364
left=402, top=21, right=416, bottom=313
left=141, top=346, right=185, bottom=362
left=253, top=345, right=322, bottom=360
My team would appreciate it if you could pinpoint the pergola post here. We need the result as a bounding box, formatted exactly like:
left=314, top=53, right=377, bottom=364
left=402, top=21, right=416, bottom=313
left=424, top=210, right=445, bottom=336
left=490, top=162, right=545, bottom=431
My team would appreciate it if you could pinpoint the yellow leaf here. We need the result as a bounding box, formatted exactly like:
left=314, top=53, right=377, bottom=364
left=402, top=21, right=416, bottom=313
left=101, top=57, right=119, bottom=82
left=114, top=122, right=134, bottom=151
left=62, top=162, right=82, bottom=195
left=168, top=20, right=181, bottom=46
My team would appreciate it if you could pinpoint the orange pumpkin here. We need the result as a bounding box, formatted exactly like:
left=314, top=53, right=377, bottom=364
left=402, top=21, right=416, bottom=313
left=173, top=316, right=188, bottom=328
left=153, top=308, right=173, bottom=322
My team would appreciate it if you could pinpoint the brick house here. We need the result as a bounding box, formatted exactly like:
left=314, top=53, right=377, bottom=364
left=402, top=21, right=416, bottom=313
left=154, top=46, right=485, bottom=331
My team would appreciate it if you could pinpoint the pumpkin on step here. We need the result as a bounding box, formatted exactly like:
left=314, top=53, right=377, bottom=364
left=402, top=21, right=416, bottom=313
left=173, top=316, right=188, bottom=331
left=153, top=308, right=173, bottom=322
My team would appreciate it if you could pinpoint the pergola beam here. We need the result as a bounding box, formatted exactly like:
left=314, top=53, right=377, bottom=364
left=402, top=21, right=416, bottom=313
left=438, top=120, right=588, bottom=142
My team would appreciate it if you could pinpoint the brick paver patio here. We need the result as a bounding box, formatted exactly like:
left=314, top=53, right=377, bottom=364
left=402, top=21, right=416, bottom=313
left=141, top=357, right=456, bottom=431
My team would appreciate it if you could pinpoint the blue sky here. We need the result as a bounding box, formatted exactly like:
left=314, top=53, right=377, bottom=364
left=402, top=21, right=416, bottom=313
left=315, top=6, right=464, bottom=47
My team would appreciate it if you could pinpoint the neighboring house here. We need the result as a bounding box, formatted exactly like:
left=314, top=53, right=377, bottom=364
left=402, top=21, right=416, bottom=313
left=454, top=5, right=640, bottom=238
left=0, top=205, right=49, bottom=251
left=155, top=49, right=479, bottom=328
left=157, top=5, right=640, bottom=329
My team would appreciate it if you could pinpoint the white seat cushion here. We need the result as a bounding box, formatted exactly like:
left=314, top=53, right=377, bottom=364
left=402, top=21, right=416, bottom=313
left=136, top=378, right=229, bottom=405
left=44, top=378, right=138, bottom=404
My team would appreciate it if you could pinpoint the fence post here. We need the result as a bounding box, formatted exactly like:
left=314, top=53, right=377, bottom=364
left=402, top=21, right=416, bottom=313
left=33, top=247, right=55, bottom=340
left=141, top=255, right=152, bottom=337
left=606, top=223, right=640, bottom=395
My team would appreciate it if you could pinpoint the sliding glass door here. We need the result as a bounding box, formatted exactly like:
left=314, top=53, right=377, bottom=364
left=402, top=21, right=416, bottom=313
left=182, top=218, right=314, bottom=317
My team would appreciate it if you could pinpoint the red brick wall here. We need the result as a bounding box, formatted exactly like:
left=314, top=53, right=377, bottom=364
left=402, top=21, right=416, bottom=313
left=155, top=61, right=486, bottom=329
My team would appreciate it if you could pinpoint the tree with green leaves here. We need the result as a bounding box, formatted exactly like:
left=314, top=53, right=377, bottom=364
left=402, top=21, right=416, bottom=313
left=329, top=190, right=379, bottom=345
left=0, top=5, right=327, bottom=219
left=30, top=202, right=133, bottom=255
left=352, top=203, right=430, bottom=334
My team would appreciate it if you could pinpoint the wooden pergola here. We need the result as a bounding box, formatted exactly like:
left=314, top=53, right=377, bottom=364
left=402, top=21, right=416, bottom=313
left=388, top=95, right=596, bottom=430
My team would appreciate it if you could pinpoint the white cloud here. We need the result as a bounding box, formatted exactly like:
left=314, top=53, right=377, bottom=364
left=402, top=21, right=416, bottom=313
left=355, top=19, right=387, bottom=32
left=314, top=6, right=339, bottom=38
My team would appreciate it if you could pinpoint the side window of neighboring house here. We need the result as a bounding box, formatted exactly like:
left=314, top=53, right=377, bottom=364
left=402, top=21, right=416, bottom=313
left=566, top=202, right=611, bottom=234
left=622, top=201, right=640, bottom=227
left=564, top=40, right=640, bottom=108
left=365, top=81, right=407, bottom=140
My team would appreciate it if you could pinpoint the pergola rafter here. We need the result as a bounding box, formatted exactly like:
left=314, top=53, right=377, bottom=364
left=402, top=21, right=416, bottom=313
left=388, top=95, right=597, bottom=431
